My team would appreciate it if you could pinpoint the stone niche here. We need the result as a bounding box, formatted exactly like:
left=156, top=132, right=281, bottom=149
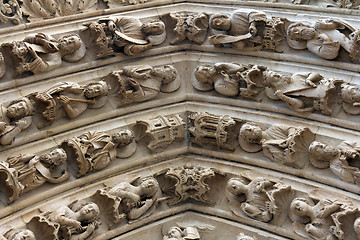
left=0, top=1, right=359, bottom=240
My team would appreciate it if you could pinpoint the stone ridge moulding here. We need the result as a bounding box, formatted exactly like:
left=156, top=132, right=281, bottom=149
left=0, top=157, right=359, bottom=239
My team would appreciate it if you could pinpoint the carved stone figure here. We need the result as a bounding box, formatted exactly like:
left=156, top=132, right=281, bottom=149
left=0, top=148, right=69, bottom=203
left=309, top=141, right=360, bottom=184
left=28, top=201, right=100, bottom=240
left=21, top=0, right=97, bottom=22
left=263, top=70, right=343, bottom=115
left=226, top=172, right=293, bottom=223
left=239, top=122, right=315, bottom=169
left=193, top=63, right=266, bottom=100
left=31, top=81, right=109, bottom=127
left=86, top=16, right=165, bottom=58
left=135, top=115, right=185, bottom=152
left=62, top=131, right=117, bottom=177
left=163, top=226, right=201, bottom=240
left=91, top=176, right=164, bottom=225
left=287, top=19, right=360, bottom=62
left=341, top=83, right=360, bottom=115
left=0, top=228, right=35, bottom=240
left=3, top=33, right=86, bottom=76
left=0, top=97, right=34, bottom=146
left=161, top=12, right=209, bottom=44
left=164, top=164, right=216, bottom=205
left=289, top=198, right=348, bottom=240
left=111, top=129, right=137, bottom=158
left=209, top=9, right=286, bottom=52
left=106, top=64, right=179, bottom=107
left=189, top=112, right=236, bottom=151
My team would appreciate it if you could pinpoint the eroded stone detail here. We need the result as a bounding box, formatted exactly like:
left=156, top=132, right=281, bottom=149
left=2, top=33, right=86, bottom=77
left=163, top=226, right=201, bottom=240
left=226, top=171, right=294, bottom=223
left=0, top=228, right=35, bottom=240
left=86, top=16, right=165, bottom=58
left=0, top=148, right=69, bottom=203
left=27, top=201, right=100, bottom=240
left=104, top=0, right=149, bottom=8
left=0, top=0, right=22, bottom=24
left=236, top=233, right=256, bottom=240
left=189, top=112, right=236, bottom=151
left=161, top=12, right=209, bottom=44
left=105, top=64, right=179, bottom=107
left=238, top=122, right=315, bottom=169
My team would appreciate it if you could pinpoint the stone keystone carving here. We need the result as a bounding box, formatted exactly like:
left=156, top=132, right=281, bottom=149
left=105, top=64, right=179, bottom=107
left=2, top=33, right=86, bottom=77
left=289, top=197, right=360, bottom=240
left=135, top=114, right=185, bottom=152
left=0, top=228, right=35, bottom=240
left=31, top=81, right=109, bottom=128
left=163, top=164, right=217, bottom=205
left=209, top=9, right=287, bottom=52
left=91, top=176, right=166, bottom=226
left=161, top=11, right=209, bottom=44
left=239, top=122, right=315, bottom=169
left=27, top=201, right=100, bottom=240
left=0, top=97, right=34, bottom=146
left=0, top=148, right=69, bottom=203
left=86, top=16, right=165, bottom=58
left=226, top=171, right=294, bottom=224
left=189, top=112, right=236, bottom=151
left=309, top=141, right=360, bottom=184
left=21, top=0, right=97, bottom=22
left=286, top=19, right=360, bottom=62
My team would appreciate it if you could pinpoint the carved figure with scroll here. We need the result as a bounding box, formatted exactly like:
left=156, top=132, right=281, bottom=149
left=287, top=19, right=360, bottom=62
left=309, top=141, right=360, bottom=184
left=106, top=65, right=179, bottom=107
left=194, top=63, right=266, bottom=99
left=0, top=148, right=69, bottom=203
left=3, top=33, right=86, bottom=76
left=86, top=16, right=165, bottom=58
left=239, top=122, right=315, bottom=169
left=32, top=81, right=109, bottom=127
left=0, top=97, right=34, bottom=145
left=289, top=198, right=343, bottom=240
left=162, top=11, right=209, bottom=44
left=62, top=131, right=117, bottom=177
left=209, top=9, right=267, bottom=50
left=0, top=228, right=35, bottom=240
left=28, top=201, right=100, bottom=240
left=92, top=177, right=164, bottom=226
left=341, top=83, right=360, bottom=115
left=263, top=70, right=343, bottom=115
left=226, top=172, right=293, bottom=223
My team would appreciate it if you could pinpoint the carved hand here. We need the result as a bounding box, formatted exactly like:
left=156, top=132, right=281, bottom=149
left=72, top=220, right=83, bottom=230
left=58, top=95, right=70, bottom=105
left=16, top=119, right=29, bottom=130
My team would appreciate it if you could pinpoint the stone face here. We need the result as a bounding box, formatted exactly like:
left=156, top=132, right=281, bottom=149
left=0, top=2, right=359, bottom=240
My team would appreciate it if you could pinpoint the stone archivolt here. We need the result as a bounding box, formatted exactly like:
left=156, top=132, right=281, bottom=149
left=0, top=2, right=359, bottom=240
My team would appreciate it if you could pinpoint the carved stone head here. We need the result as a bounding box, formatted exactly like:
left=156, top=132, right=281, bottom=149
left=4, top=229, right=35, bottom=240
left=308, top=141, right=338, bottom=161
left=73, top=202, right=100, bottom=222
left=287, top=22, right=316, bottom=41
left=139, top=177, right=159, bottom=198
left=167, top=227, right=182, bottom=239
left=112, top=129, right=134, bottom=147
left=141, top=20, right=165, bottom=35
left=151, top=65, right=177, bottom=84
left=194, top=65, right=217, bottom=84
left=239, top=123, right=262, bottom=144
left=6, top=97, right=34, bottom=121
left=289, top=198, right=313, bottom=223
left=40, top=148, right=67, bottom=167
left=342, top=84, right=360, bottom=104
left=58, top=34, right=86, bottom=62
left=84, top=81, right=110, bottom=99
left=226, top=178, right=247, bottom=195
left=209, top=13, right=231, bottom=31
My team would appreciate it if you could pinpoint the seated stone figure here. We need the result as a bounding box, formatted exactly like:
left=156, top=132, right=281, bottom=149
left=32, top=81, right=109, bottom=127
left=0, top=97, right=34, bottom=146
left=92, top=177, right=164, bottom=226
left=287, top=19, right=360, bottom=62
left=86, top=16, right=165, bottom=58
left=28, top=201, right=100, bottom=240
left=226, top=176, right=292, bottom=223
left=209, top=9, right=267, bottom=50
left=106, top=64, right=179, bottom=107
left=3, top=33, right=86, bottom=76
left=263, top=69, right=343, bottom=115
left=309, top=141, right=360, bottom=184
left=238, top=122, right=315, bottom=169
left=0, top=148, right=69, bottom=203
left=289, top=198, right=342, bottom=240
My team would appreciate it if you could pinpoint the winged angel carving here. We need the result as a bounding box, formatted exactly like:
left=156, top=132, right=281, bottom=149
left=21, top=0, right=97, bottom=22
